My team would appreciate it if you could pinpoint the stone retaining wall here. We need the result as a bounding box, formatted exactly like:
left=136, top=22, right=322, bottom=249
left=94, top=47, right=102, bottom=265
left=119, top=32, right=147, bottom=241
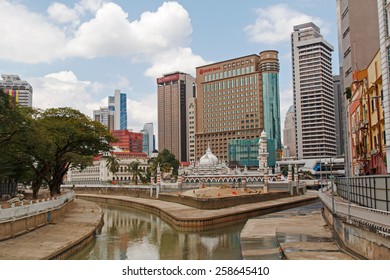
left=322, top=206, right=390, bottom=259
left=71, top=186, right=154, bottom=198
left=159, top=192, right=291, bottom=209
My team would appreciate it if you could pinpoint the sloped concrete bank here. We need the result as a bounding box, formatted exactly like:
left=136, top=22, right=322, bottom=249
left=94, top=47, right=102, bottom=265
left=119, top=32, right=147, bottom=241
left=0, top=199, right=103, bottom=260
left=77, top=193, right=318, bottom=232
left=322, top=205, right=390, bottom=260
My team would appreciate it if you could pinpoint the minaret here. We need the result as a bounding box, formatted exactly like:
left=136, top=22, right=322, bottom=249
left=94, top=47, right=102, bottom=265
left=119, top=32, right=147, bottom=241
left=258, top=131, right=269, bottom=174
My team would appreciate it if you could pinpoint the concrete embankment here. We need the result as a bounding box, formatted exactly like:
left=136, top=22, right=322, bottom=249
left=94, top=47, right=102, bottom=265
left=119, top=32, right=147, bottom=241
left=77, top=193, right=318, bottom=231
left=0, top=199, right=103, bottom=260
left=240, top=203, right=356, bottom=260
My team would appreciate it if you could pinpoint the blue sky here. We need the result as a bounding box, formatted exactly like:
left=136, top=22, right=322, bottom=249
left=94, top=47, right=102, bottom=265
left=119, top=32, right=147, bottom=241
left=0, top=0, right=338, bottom=135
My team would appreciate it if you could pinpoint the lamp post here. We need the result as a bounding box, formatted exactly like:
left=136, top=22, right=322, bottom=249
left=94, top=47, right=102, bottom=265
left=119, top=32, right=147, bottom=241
left=330, top=158, right=335, bottom=214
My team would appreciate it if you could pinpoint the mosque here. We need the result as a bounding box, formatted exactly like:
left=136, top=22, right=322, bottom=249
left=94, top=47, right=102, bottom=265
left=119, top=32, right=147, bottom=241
left=176, top=131, right=291, bottom=191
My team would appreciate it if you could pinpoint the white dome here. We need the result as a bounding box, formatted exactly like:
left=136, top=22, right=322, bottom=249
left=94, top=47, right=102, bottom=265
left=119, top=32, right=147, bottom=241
left=199, top=145, right=218, bottom=166
left=261, top=130, right=268, bottom=138
left=199, top=154, right=213, bottom=166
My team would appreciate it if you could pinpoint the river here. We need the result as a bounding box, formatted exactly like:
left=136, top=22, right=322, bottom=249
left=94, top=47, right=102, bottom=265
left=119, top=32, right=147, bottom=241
left=69, top=202, right=245, bottom=260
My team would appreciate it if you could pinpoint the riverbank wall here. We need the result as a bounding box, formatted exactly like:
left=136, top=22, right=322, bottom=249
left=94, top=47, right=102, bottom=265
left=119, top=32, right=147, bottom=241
left=0, top=192, right=75, bottom=242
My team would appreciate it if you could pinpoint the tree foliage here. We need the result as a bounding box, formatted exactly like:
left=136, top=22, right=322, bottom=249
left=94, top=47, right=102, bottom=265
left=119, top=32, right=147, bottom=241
left=0, top=92, right=115, bottom=198
left=148, top=149, right=179, bottom=179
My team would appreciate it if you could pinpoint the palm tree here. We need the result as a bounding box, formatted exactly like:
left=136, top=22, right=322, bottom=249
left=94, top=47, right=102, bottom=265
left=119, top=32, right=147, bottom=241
left=128, top=161, right=144, bottom=185
left=106, top=155, right=120, bottom=180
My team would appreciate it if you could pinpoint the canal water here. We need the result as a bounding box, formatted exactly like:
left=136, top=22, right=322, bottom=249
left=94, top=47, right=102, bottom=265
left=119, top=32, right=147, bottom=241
left=69, top=202, right=245, bottom=260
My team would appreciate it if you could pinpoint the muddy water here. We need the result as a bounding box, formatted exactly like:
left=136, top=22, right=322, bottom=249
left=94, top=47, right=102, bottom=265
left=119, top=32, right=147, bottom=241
left=69, top=202, right=245, bottom=260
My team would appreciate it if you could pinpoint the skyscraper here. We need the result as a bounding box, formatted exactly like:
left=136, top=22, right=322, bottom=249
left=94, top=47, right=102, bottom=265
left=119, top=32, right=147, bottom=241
left=260, top=50, right=282, bottom=161
left=283, top=105, right=296, bottom=158
left=141, top=122, right=154, bottom=156
left=336, top=0, right=379, bottom=161
left=93, top=107, right=114, bottom=131
left=0, top=74, right=33, bottom=107
left=195, top=51, right=281, bottom=164
left=157, top=72, right=196, bottom=162
left=111, top=90, right=127, bottom=130
left=291, top=22, right=336, bottom=159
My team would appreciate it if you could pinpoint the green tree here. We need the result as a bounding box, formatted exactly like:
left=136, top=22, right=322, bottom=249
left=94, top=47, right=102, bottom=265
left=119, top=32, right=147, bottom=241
left=148, top=149, right=179, bottom=179
left=30, top=108, right=115, bottom=196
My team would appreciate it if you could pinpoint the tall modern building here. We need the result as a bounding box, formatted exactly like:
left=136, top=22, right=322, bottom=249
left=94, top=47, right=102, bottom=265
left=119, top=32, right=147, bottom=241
left=93, top=107, right=114, bottom=131
left=141, top=122, right=154, bottom=156
left=110, top=90, right=127, bottom=130
left=260, top=50, right=282, bottom=160
left=0, top=74, right=33, bottom=107
left=195, top=51, right=281, bottom=164
left=157, top=72, right=196, bottom=162
left=283, top=105, right=296, bottom=158
left=378, top=0, right=390, bottom=172
left=291, top=23, right=336, bottom=159
left=336, top=0, right=380, bottom=163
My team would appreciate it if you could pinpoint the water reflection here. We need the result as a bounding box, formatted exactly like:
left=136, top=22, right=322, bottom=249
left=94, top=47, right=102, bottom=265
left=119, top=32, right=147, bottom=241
left=69, top=203, right=244, bottom=260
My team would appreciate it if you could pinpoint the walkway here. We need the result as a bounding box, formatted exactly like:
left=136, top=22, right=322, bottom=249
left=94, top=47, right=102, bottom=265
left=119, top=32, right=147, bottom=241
left=240, top=202, right=355, bottom=260
left=0, top=199, right=102, bottom=260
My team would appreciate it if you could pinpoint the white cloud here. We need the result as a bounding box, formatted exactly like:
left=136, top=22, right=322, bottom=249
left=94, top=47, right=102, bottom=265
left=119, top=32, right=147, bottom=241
left=126, top=94, right=157, bottom=132
left=144, top=47, right=208, bottom=78
left=245, top=4, right=325, bottom=44
left=48, top=2, right=79, bottom=24
left=30, top=71, right=156, bottom=132
left=64, top=1, right=193, bottom=58
left=0, top=1, right=67, bottom=63
left=30, top=71, right=97, bottom=114
left=0, top=0, right=204, bottom=78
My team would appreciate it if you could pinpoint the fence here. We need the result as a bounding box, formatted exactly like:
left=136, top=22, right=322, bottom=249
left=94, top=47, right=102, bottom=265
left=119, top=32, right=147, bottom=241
left=336, top=176, right=390, bottom=212
left=0, top=191, right=74, bottom=222
left=319, top=190, right=390, bottom=227
left=0, top=179, right=17, bottom=197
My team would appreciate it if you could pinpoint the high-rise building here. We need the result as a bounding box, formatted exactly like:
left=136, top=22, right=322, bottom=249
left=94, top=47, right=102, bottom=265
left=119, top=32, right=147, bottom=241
left=157, top=72, right=196, bottom=162
left=195, top=51, right=281, bottom=164
left=283, top=105, right=296, bottom=158
left=336, top=0, right=380, bottom=165
left=93, top=107, right=114, bottom=131
left=260, top=50, right=282, bottom=160
left=141, top=122, right=154, bottom=156
left=377, top=0, right=390, bottom=172
left=336, top=0, right=379, bottom=90
left=111, top=90, right=127, bottom=130
left=94, top=90, right=127, bottom=131
left=291, top=22, right=336, bottom=159
left=0, top=74, right=33, bottom=107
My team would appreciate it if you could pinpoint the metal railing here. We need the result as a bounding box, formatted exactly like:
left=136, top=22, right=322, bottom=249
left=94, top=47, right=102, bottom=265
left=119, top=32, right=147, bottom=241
left=336, top=176, right=390, bottom=212
left=319, top=191, right=390, bottom=227
left=0, top=191, right=74, bottom=222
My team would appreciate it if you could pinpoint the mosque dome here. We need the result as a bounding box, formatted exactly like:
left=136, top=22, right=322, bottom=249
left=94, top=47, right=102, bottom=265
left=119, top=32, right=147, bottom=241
left=199, top=145, right=218, bottom=166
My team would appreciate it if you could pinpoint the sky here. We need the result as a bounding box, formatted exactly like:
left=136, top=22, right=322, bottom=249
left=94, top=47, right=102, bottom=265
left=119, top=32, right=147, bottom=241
left=0, top=0, right=338, bottom=136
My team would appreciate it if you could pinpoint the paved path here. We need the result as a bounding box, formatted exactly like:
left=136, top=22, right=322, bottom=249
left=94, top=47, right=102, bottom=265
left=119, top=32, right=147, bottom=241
left=240, top=202, right=355, bottom=260
left=0, top=199, right=102, bottom=260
